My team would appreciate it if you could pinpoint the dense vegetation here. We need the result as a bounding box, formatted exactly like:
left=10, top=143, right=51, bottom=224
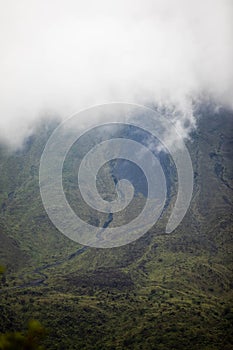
left=0, top=319, right=46, bottom=350
left=0, top=105, right=232, bottom=349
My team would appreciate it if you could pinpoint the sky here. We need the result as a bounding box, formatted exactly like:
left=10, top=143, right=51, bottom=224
left=0, top=0, right=232, bottom=147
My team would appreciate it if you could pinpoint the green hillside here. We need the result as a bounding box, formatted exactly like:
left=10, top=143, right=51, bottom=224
left=0, top=107, right=232, bottom=350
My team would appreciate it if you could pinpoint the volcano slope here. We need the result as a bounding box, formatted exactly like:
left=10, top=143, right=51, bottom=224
left=0, top=105, right=232, bottom=350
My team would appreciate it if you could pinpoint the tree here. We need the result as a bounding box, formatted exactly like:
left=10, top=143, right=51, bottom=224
left=0, top=320, right=46, bottom=350
left=0, top=268, right=46, bottom=349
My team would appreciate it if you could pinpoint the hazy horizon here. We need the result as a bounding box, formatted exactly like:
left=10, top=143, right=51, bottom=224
left=0, top=0, right=232, bottom=147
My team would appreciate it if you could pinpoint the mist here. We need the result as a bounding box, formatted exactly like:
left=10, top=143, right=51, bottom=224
left=0, top=0, right=232, bottom=148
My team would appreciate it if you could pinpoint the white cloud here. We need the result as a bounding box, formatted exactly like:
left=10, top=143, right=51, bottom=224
left=0, top=0, right=232, bottom=147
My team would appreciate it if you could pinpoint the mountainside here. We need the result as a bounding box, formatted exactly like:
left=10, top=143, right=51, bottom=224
left=0, top=106, right=232, bottom=350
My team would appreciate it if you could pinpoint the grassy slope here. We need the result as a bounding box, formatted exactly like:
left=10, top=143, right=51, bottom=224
left=0, top=107, right=232, bottom=349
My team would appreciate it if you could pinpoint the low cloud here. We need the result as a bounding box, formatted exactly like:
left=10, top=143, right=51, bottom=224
left=0, top=0, right=232, bottom=147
